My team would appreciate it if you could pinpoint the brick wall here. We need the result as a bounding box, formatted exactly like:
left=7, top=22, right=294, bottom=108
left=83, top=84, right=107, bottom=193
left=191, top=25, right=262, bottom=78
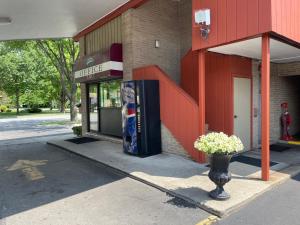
left=80, top=83, right=88, bottom=134
left=78, top=37, right=88, bottom=135
left=179, top=0, right=192, bottom=58
left=252, top=60, right=260, bottom=148
left=123, top=0, right=192, bottom=83
left=277, top=62, right=300, bottom=76
left=270, top=63, right=300, bottom=141
left=252, top=61, right=300, bottom=146
left=122, top=0, right=194, bottom=158
left=161, top=124, right=190, bottom=159
left=122, top=9, right=135, bottom=81
left=78, top=0, right=195, bottom=158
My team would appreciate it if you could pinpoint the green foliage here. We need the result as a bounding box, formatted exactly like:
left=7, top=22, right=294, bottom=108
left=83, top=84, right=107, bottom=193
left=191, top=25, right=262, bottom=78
left=72, top=126, right=82, bottom=137
left=0, top=105, right=7, bottom=112
left=0, top=91, right=11, bottom=106
left=0, top=39, right=80, bottom=120
left=27, top=107, right=42, bottom=113
left=36, top=39, right=80, bottom=121
left=0, top=40, right=62, bottom=111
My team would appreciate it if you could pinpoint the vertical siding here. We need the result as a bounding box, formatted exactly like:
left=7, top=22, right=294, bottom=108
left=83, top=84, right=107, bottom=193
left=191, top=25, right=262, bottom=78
left=79, top=37, right=85, bottom=57
left=181, top=50, right=252, bottom=135
left=85, top=16, right=122, bottom=55
left=271, top=0, right=300, bottom=43
left=192, top=0, right=272, bottom=50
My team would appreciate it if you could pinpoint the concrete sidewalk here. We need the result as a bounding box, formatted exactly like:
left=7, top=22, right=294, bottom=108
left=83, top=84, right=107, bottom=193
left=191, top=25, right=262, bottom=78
left=48, top=136, right=300, bottom=217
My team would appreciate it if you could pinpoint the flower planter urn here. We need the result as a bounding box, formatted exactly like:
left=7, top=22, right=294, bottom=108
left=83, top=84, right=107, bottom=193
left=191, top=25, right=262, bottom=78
left=208, top=153, right=232, bottom=200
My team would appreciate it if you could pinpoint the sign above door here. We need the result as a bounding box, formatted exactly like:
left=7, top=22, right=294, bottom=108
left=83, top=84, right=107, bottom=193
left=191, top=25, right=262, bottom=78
left=74, top=43, right=123, bottom=83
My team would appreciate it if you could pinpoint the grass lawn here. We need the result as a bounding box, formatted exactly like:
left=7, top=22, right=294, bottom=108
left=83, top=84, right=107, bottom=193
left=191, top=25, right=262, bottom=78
left=39, top=120, right=81, bottom=126
left=0, top=109, right=70, bottom=119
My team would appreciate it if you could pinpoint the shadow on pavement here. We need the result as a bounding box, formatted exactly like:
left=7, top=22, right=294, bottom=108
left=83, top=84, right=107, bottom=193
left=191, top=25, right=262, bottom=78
left=0, top=142, right=124, bottom=219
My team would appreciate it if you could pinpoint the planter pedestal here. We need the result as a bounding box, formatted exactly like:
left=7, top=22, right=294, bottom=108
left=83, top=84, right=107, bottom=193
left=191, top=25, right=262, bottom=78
left=208, top=154, right=232, bottom=200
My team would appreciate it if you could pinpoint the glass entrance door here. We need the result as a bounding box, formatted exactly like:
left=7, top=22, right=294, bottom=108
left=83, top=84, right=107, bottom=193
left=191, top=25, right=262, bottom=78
left=88, top=84, right=99, bottom=132
left=99, top=80, right=122, bottom=137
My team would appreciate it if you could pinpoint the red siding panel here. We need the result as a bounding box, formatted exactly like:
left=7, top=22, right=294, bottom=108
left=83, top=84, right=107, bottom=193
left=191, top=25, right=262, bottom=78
left=247, top=0, right=259, bottom=36
left=260, top=1, right=272, bottom=34
left=226, top=0, right=237, bottom=41
left=217, top=0, right=227, bottom=43
left=271, top=0, right=300, bottom=43
left=192, top=0, right=272, bottom=50
left=181, top=50, right=252, bottom=136
left=236, top=0, right=248, bottom=39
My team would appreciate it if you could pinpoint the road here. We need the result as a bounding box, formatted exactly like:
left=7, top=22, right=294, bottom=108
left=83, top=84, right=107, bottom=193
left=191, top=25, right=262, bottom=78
left=0, top=114, right=73, bottom=145
left=0, top=115, right=210, bottom=225
left=217, top=172, right=300, bottom=225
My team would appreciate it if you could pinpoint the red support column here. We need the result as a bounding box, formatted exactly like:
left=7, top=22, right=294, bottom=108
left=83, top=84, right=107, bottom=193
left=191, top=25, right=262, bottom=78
left=261, top=34, right=271, bottom=181
left=198, top=49, right=206, bottom=163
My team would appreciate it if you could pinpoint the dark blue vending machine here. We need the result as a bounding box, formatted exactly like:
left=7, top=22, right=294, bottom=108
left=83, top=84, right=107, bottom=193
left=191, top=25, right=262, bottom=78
left=121, top=80, right=161, bottom=157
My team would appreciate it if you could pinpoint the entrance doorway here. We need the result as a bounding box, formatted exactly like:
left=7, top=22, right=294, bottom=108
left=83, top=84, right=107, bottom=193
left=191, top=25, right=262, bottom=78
left=234, top=77, right=251, bottom=151
left=87, top=80, right=122, bottom=137
left=88, top=84, right=99, bottom=132
left=99, top=80, right=122, bottom=137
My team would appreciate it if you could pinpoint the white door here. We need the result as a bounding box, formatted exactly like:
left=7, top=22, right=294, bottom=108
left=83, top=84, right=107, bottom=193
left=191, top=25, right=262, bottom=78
left=234, top=77, right=251, bottom=151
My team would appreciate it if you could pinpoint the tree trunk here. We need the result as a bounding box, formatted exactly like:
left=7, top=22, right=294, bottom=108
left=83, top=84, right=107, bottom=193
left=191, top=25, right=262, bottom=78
left=69, top=84, right=77, bottom=122
left=16, top=88, right=20, bottom=115
left=60, top=90, right=66, bottom=113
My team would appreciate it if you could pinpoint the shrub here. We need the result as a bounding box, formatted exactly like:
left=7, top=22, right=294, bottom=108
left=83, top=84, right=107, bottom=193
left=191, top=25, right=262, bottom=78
left=72, top=126, right=82, bottom=137
left=0, top=105, right=7, bottom=112
left=6, top=109, right=12, bottom=113
left=28, top=107, right=42, bottom=113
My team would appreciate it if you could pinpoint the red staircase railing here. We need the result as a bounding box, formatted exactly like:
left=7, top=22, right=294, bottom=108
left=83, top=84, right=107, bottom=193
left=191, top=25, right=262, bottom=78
left=133, top=65, right=203, bottom=162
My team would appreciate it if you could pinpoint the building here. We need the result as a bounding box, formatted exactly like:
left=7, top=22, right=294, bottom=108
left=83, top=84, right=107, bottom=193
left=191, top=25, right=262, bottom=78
left=73, top=0, right=300, bottom=181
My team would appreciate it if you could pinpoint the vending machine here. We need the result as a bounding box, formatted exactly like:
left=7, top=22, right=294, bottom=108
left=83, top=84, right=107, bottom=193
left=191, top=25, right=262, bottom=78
left=121, top=80, right=161, bottom=157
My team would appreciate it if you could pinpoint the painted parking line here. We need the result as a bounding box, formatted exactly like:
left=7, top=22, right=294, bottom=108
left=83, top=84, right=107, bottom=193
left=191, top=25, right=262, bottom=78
left=196, top=215, right=219, bottom=225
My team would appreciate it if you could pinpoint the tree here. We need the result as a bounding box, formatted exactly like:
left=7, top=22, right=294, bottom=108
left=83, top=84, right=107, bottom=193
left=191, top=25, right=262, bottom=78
left=0, top=41, right=64, bottom=113
left=0, top=50, right=36, bottom=114
left=36, top=39, right=80, bottom=121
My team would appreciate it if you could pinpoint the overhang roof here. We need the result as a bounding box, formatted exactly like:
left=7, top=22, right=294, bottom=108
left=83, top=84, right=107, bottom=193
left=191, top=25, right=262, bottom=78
left=0, top=0, right=129, bottom=41
left=209, top=37, right=300, bottom=63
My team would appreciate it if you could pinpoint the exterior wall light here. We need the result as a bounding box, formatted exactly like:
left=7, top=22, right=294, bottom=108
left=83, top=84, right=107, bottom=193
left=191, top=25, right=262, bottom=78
left=195, top=9, right=211, bottom=39
left=0, top=17, right=12, bottom=25
left=155, top=40, right=160, bottom=48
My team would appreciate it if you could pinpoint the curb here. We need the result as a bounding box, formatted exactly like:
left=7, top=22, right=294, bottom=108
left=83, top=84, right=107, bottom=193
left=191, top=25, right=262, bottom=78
left=47, top=141, right=223, bottom=217
left=47, top=141, right=300, bottom=218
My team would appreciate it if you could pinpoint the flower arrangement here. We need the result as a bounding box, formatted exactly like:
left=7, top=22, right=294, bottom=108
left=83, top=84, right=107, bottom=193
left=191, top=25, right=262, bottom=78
left=194, top=132, right=244, bottom=155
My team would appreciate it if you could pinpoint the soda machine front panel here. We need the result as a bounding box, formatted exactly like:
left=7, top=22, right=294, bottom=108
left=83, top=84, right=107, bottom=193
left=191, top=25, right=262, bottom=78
left=121, top=81, right=138, bottom=154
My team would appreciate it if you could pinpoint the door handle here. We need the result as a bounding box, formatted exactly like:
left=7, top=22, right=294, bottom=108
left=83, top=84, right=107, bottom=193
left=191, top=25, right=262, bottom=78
left=234, top=115, right=238, bottom=119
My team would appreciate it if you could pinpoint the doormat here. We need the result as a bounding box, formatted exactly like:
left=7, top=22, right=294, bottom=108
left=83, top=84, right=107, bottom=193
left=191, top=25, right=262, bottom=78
left=206, top=155, right=278, bottom=168
left=288, top=141, right=300, bottom=146
left=65, top=137, right=100, bottom=144
left=231, top=155, right=278, bottom=167
left=270, top=144, right=291, bottom=152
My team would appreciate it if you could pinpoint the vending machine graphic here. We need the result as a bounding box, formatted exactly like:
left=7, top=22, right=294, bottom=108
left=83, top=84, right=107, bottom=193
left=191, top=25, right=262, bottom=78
left=121, top=80, right=161, bottom=157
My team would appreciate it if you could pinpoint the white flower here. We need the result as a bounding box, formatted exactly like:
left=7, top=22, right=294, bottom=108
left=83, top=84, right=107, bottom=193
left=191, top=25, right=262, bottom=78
left=194, top=132, right=244, bottom=154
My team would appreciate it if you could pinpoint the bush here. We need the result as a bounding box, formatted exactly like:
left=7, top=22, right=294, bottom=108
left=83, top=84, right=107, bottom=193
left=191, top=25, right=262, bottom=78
left=28, top=107, right=42, bottom=113
left=72, top=126, right=82, bottom=137
left=194, top=132, right=244, bottom=155
left=6, top=109, right=12, bottom=113
left=0, top=105, right=7, bottom=112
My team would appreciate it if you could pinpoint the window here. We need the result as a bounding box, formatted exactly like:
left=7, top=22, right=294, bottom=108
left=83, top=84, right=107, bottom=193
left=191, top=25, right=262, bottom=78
left=100, top=80, right=122, bottom=108
left=88, top=84, right=99, bottom=132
